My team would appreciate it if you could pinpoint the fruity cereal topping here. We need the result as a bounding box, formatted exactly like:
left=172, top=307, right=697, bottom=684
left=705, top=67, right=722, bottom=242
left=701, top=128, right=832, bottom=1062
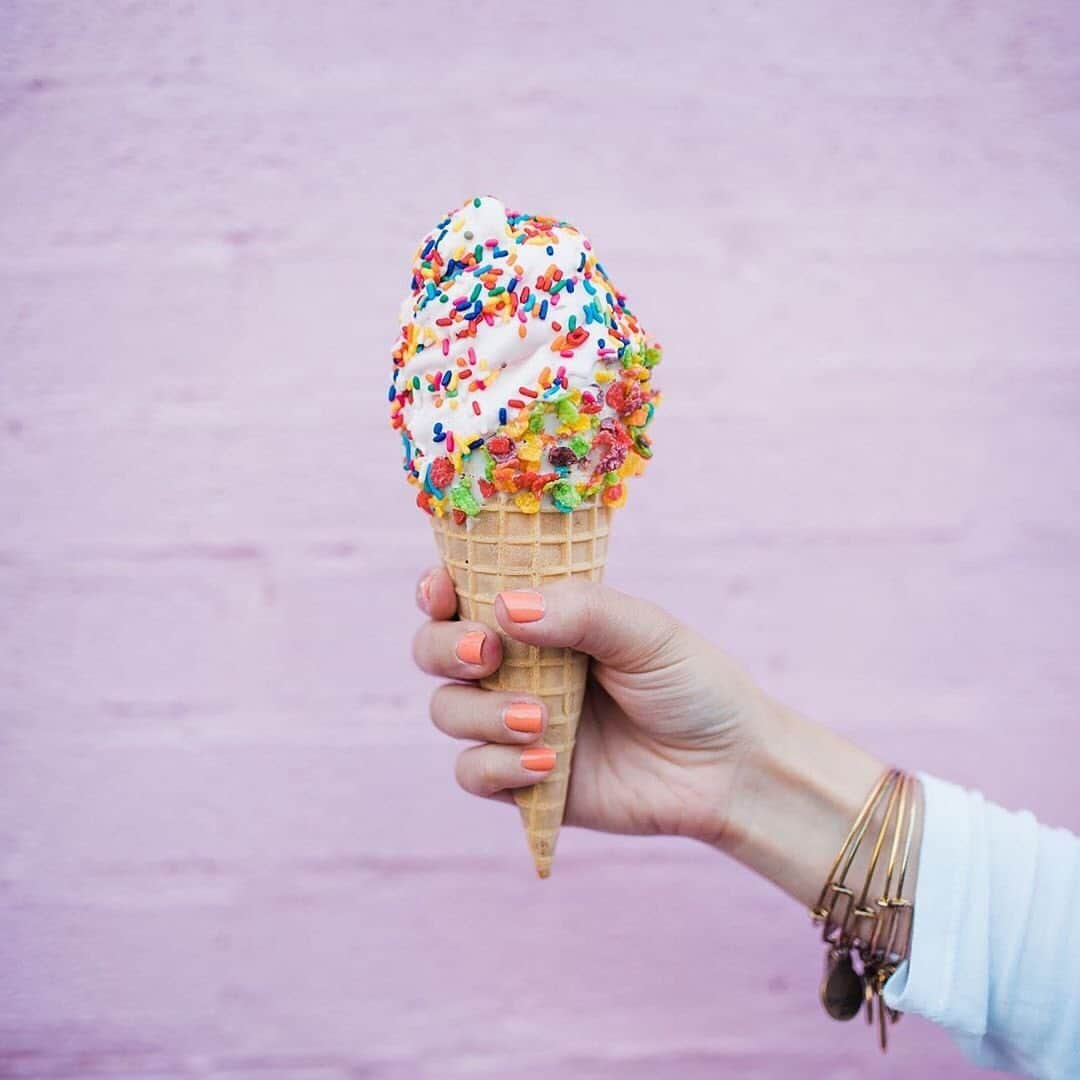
left=389, top=196, right=660, bottom=520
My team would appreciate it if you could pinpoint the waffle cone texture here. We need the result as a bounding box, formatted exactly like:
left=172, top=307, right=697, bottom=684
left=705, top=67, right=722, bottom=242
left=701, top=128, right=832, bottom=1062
left=430, top=495, right=612, bottom=878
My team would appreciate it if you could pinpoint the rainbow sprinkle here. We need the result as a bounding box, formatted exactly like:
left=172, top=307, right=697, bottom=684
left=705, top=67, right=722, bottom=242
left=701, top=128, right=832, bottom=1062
left=389, top=196, right=661, bottom=520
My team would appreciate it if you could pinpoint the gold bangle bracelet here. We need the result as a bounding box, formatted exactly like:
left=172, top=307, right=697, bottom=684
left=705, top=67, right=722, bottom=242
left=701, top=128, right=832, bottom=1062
left=813, top=767, right=919, bottom=1051
left=811, top=768, right=901, bottom=940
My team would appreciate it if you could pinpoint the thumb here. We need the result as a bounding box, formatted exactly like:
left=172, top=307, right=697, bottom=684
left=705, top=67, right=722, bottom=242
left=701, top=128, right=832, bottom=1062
left=493, top=579, right=684, bottom=672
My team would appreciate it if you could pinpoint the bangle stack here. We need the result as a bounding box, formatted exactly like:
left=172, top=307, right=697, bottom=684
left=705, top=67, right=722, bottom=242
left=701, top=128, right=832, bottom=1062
left=810, top=768, right=919, bottom=1051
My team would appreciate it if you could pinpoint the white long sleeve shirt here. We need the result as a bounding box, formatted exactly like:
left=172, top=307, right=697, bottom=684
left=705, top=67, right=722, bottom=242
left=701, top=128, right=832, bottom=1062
left=884, top=773, right=1080, bottom=1078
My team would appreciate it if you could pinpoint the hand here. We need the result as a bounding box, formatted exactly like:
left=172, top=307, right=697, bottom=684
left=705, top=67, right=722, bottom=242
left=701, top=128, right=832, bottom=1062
left=412, top=568, right=781, bottom=846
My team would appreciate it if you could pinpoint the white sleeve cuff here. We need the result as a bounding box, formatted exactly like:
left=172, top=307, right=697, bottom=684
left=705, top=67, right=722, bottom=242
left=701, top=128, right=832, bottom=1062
left=883, top=771, right=990, bottom=1035
left=883, top=772, right=1080, bottom=1078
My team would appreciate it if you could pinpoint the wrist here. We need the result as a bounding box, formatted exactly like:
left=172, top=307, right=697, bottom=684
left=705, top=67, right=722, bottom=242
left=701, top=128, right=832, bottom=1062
left=709, top=697, right=888, bottom=909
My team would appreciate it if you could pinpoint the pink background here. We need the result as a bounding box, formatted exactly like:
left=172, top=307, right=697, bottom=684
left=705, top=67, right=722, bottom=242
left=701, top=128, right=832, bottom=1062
left=2, top=3, right=1079, bottom=1077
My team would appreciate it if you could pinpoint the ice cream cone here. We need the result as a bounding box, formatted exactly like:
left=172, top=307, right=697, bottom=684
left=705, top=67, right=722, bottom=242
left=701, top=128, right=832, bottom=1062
left=430, top=494, right=612, bottom=878
left=392, top=197, right=660, bottom=877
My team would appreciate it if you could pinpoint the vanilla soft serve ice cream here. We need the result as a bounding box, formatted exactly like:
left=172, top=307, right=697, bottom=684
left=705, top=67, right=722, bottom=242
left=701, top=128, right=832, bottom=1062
left=389, top=196, right=660, bottom=517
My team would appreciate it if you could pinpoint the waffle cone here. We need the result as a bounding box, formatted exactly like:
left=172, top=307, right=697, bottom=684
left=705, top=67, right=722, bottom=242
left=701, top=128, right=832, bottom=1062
left=430, top=494, right=612, bottom=878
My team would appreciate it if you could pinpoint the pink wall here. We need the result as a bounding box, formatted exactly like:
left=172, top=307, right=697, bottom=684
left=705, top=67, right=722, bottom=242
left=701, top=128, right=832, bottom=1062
left=2, top=3, right=1078, bottom=1076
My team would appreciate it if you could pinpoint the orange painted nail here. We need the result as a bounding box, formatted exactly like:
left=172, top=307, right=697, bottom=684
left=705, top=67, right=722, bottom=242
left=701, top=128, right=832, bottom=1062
left=521, top=746, right=557, bottom=772
left=500, top=590, right=545, bottom=623
left=455, top=630, right=486, bottom=665
left=505, top=703, right=543, bottom=734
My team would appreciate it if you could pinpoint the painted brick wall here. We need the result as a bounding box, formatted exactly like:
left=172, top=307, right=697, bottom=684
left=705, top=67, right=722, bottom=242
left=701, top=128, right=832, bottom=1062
left=2, top=3, right=1078, bottom=1077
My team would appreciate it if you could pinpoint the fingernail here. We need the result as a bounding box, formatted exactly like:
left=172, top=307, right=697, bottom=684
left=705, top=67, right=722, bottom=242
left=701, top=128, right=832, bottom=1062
left=505, top=703, right=544, bottom=734
left=417, top=572, right=433, bottom=612
left=500, top=590, right=545, bottom=623
left=455, top=630, right=486, bottom=665
left=521, top=746, right=557, bottom=772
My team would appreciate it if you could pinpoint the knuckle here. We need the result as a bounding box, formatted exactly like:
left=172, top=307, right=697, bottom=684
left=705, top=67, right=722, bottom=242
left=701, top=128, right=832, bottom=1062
left=454, top=752, right=473, bottom=793
left=632, top=604, right=686, bottom=670
left=410, top=628, right=428, bottom=671
left=477, top=753, right=502, bottom=796
left=455, top=749, right=499, bottom=796
left=569, top=579, right=605, bottom=652
left=429, top=683, right=452, bottom=729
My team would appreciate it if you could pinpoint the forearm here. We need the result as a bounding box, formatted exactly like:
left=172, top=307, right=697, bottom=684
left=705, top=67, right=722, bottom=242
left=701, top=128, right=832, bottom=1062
left=711, top=697, right=921, bottom=935
left=709, top=694, right=1080, bottom=1077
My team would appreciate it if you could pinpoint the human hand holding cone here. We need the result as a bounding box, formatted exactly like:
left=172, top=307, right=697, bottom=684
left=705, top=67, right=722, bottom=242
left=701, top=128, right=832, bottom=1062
left=431, top=495, right=611, bottom=877
left=390, top=196, right=660, bottom=877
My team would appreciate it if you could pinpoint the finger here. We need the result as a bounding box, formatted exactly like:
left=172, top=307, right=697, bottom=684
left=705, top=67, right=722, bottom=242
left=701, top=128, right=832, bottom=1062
left=416, top=566, right=458, bottom=620
left=431, top=683, right=546, bottom=745
left=493, top=578, right=684, bottom=672
left=455, top=742, right=557, bottom=797
left=412, top=620, right=502, bottom=680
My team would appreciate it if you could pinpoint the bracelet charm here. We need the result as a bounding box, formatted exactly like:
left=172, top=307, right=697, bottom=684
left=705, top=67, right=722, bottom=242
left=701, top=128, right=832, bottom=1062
left=810, top=768, right=919, bottom=1051
left=821, top=947, right=863, bottom=1021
